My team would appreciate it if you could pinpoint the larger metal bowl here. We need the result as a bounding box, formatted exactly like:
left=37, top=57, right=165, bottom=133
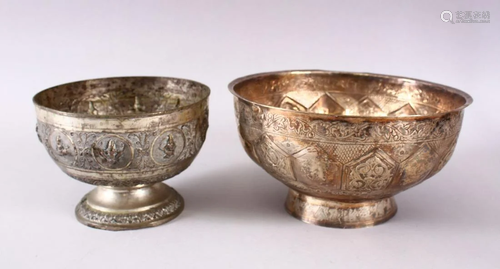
left=34, top=77, right=209, bottom=230
left=229, top=70, right=472, bottom=228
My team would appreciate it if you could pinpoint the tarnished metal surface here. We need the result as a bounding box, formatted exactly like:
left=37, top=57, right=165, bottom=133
left=229, top=70, right=472, bottom=228
left=34, top=77, right=209, bottom=230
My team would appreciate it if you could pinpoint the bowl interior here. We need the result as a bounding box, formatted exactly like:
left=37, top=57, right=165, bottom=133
left=34, top=77, right=210, bottom=116
left=231, top=71, right=471, bottom=117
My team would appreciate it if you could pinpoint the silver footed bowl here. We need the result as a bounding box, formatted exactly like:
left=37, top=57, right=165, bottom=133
left=229, top=70, right=472, bottom=228
left=34, top=77, right=209, bottom=230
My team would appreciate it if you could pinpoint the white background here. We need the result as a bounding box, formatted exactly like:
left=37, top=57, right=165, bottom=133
left=1, top=0, right=499, bottom=268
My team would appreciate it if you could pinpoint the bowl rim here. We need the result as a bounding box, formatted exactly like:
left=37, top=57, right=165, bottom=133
left=33, top=76, right=211, bottom=119
left=228, top=70, right=473, bottom=120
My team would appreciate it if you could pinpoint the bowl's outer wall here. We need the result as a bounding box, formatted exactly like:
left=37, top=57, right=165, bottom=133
left=35, top=99, right=209, bottom=187
left=234, top=98, right=464, bottom=201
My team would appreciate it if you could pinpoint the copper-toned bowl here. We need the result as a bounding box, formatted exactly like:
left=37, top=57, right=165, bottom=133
left=34, top=77, right=209, bottom=230
left=229, top=70, right=472, bottom=228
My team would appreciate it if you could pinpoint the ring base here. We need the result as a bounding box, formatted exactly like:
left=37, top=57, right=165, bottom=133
left=285, top=189, right=397, bottom=228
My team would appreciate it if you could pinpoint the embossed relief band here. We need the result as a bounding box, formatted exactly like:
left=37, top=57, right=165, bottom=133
left=237, top=101, right=463, bottom=144
left=236, top=100, right=463, bottom=197
left=37, top=111, right=208, bottom=173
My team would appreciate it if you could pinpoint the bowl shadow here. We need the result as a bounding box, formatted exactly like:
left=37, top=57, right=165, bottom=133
left=389, top=180, right=493, bottom=230
left=174, top=165, right=291, bottom=222
left=173, top=165, right=488, bottom=230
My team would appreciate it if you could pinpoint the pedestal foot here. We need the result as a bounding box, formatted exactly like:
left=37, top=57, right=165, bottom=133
left=75, top=183, right=184, bottom=231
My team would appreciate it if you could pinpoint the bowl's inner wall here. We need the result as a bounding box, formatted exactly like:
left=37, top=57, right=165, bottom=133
left=34, top=77, right=209, bottom=116
left=233, top=72, right=468, bottom=116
